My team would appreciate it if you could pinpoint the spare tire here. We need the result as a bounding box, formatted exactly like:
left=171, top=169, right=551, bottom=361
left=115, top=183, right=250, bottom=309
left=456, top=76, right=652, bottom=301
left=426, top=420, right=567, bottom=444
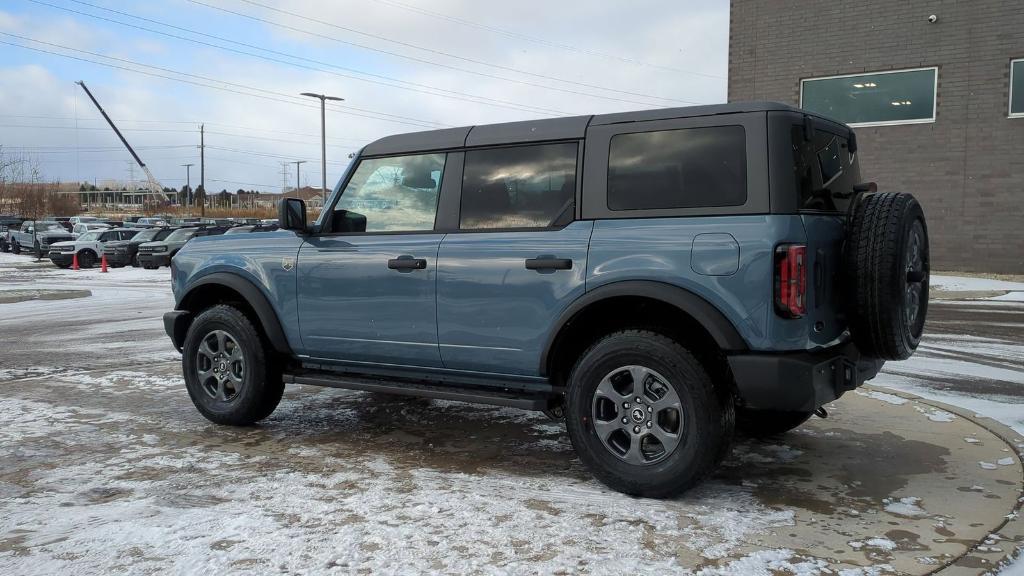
left=844, top=192, right=929, bottom=360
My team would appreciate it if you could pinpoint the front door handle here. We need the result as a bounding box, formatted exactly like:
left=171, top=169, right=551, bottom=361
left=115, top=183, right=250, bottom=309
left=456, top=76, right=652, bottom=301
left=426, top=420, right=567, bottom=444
left=525, top=257, right=572, bottom=271
left=388, top=255, right=427, bottom=272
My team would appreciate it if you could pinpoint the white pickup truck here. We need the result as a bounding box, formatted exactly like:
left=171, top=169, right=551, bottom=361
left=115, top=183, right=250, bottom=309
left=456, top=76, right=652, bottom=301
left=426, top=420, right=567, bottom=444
left=47, top=228, right=139, bottom=268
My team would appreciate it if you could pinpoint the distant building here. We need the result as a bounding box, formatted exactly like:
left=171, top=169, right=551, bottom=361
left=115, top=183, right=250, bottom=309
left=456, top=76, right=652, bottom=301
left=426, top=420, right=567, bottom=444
left=729, top=0, right=1023, bottom=273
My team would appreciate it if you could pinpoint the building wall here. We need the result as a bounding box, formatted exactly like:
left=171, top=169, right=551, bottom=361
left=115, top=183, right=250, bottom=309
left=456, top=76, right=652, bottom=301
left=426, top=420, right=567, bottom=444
left=729, top=0, right=1024, bottom=273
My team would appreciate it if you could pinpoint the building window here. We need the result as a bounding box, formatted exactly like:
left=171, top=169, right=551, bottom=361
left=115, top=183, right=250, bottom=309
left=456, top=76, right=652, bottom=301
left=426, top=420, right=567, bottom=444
left=1011, top=59, right=1024, bottom=118
left=460, top=142, right=577, bottom=230
left=801, top=68, right=938, bottom=127
left=607, top=126, right=747, bottom=211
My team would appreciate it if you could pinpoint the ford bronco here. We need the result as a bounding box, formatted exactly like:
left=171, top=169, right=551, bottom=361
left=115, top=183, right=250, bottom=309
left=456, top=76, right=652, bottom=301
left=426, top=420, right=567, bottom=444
left=164, top=103, right=929, bottom=497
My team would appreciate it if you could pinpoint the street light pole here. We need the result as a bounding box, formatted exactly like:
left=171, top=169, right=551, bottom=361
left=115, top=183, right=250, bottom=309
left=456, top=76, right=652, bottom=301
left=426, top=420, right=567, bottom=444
left=300, top=92, right=344, bottom=206
left=181, top=163, right=194, bottom=209
left=292, top=160, right=307, bottom=192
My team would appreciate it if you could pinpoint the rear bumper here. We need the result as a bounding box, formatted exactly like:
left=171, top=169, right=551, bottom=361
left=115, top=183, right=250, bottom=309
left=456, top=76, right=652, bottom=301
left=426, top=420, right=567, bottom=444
left=163, top=310, right=190, bottom=352
left=728, top=342, right=884, bottom=412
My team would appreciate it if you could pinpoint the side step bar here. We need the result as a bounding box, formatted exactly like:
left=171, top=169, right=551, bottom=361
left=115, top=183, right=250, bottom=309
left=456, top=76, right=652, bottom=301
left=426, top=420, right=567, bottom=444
left=283, top=372, right=557, bottom=411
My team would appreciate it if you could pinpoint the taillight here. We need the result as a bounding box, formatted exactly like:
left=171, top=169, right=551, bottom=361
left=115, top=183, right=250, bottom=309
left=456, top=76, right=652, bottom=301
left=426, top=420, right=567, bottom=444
left=775, top=244, right=807, bottom=318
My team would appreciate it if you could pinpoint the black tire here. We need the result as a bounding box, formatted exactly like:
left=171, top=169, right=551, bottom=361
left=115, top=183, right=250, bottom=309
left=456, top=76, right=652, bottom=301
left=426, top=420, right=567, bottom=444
left=844, top=192, right=929, bottom=360
left=182, top=304, right=284, bottom=425
left=54, top=261, right=72, bottom=269
left=565, top=330, right=734, bottom=498
left=143, top=264, right=158, bottom=270
left=131, top=254, right=140, bottom=267
left=11, top=240, right=20, bottom=255
left=0, top=239, right=7, bottom=252
left=77, top=250, right=96, bottom=269
left=736, top=408, right=813, bottom=437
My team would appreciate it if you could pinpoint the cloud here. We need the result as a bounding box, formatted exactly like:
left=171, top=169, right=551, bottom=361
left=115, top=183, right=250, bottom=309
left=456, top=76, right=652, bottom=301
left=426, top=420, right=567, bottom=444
left=0, top=0, right=729, bottom=192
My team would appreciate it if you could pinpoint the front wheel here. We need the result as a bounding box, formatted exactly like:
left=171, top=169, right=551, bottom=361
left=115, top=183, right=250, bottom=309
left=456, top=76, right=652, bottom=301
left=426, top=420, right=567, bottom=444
left=182, top=304, right=283, bottom=425
left=78, top=250, right=96, bottom=269
left=565, top=330, right=734, bottom=498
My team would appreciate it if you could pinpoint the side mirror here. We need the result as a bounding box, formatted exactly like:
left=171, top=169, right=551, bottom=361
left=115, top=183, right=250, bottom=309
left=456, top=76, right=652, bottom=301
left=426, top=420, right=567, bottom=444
left=278, top=198, right=307, bottom=232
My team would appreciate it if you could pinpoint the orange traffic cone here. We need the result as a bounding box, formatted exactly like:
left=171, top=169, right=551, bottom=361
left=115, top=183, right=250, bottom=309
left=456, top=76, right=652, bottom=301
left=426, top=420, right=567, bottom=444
left=72, top=252, right=79, bottom=270
left=100, top=254, right=108, bottom=273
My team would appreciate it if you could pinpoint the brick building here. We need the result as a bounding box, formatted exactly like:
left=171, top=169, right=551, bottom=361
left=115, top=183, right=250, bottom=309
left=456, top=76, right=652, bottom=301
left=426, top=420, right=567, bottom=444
left=729, top=0, right=1023, bottom=273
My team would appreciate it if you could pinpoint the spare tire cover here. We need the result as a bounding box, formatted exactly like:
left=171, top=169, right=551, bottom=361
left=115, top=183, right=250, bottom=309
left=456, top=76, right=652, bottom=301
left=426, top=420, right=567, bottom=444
left=843, top=192, right=929, bottom=360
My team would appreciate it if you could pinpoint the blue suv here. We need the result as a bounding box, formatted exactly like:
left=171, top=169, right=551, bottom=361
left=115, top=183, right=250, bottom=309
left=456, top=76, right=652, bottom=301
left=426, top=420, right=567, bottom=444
left=164, top=103, right=929, bottom=497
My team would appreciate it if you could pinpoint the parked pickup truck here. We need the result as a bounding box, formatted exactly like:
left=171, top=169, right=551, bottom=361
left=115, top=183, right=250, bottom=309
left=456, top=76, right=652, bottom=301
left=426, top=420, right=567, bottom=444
left=103, top=226, right=177, bottom=267
left=1, top=220, right=75, bottom=257
left=48, top=228, right=139, bottom=268
left=137, top=226, right=230, bottom=269
left=164, top=102, right=930, bottom=498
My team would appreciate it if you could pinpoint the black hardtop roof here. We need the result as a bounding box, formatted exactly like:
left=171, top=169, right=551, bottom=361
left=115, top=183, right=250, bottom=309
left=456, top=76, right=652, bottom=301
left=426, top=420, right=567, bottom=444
left=362, top=102, right=809, bottom=156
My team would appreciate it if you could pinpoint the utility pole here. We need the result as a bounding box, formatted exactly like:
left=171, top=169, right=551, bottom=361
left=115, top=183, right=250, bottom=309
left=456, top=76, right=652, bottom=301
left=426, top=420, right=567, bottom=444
left=292, top=160, right=307, bottom=194
left=181, top=164, right=194, bottom=209
left=199, top=124, right=205, bottom=217
left=300, top=92, right=344, bottom=205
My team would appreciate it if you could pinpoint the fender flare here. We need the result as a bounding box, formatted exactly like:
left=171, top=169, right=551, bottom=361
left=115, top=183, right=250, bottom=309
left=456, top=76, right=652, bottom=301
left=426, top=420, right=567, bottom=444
left=539, top=280, right=749, bottom=376
left=177, top=272, right=292, bottom=355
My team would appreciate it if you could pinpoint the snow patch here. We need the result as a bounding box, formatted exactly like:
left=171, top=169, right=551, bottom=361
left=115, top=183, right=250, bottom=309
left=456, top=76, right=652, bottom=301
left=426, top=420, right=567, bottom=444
left=883, top=496, right=927, bottom=518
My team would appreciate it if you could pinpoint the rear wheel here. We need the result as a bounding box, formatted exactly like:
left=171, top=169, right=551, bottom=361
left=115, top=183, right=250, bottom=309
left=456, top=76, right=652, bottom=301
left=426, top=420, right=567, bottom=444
left=11, top=240, right=20, bottom=255
left=736, top=408, right=813, bottom=437
left=182, top=304, right=283, bottom=425
left=565, top=330, right=733, bottom=498
left=844, top=192, right=929, bottom=360
left=0, top=238, right=7, bottom=252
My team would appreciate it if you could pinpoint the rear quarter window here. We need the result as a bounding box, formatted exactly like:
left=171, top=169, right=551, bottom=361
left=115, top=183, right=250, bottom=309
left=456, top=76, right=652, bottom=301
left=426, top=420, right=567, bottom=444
left=607, top=125, right=746, bottom=210
left=791, top=126, right=861, bottom=212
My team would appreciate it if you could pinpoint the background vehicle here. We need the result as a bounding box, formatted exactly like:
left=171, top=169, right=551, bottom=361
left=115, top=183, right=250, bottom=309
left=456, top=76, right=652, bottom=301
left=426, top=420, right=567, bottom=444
left=103, top=226, right=177, bottom=267
left=68, top=216, right=101, bottom=227
left=164, top=103, right=930, bottom=498
left=48, top=228, right=139, bottom=268
left=72, top=222, right=111, bottom=237
left=5, top=220, right=75, bottom=257
left=138, top=226, right=229, bottom=269
left=223, top=223, right=279, bottom=234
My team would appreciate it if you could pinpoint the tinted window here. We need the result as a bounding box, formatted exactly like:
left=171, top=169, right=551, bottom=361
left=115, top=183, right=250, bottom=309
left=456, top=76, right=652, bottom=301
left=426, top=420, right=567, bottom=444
left=801, top=69, right=936, bottom=126
left=155, top=229, right=175, bottom=241
left=332, top=153, right=445, bottom=233
left=460, top=142, right=577, bottom=230
left=607, top=126, right=746, bottom=210
left=1012, top=59, right=1023, bottom=117
left=791, top=126, right=860, bottom=212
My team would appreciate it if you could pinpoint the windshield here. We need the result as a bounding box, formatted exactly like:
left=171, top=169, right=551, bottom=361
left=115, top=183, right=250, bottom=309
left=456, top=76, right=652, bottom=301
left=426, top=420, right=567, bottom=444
left=133, top=228, right=160, bottom=242
left=36, top=222, right=63, bottom=231
left=78, top=231, right=101, bottom=241
left=165, top=228, right=198, bottom=241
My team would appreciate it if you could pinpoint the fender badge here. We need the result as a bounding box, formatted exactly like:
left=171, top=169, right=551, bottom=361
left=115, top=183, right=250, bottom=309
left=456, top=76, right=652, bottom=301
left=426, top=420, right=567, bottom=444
left=281, top=257, right=294, bottom=271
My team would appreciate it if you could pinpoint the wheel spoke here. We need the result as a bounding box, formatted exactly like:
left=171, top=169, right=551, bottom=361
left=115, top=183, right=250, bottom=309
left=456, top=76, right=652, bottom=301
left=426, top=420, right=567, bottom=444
left=592, top=417, right=621, bottom=440
left=216, top=331, right=227, bottom=354
left=623, top=438, right=646, bottom=465
left=198, top=339, right=215, bottom=360
left=215, top=379, right=228, bottom=401
left=650, top=424, right=680, bottom=452
left=596, top=372, right=628, bottom=400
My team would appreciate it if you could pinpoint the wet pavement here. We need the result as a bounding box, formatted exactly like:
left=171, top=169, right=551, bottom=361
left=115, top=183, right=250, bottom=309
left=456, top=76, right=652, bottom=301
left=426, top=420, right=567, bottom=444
left=1, top=253, right=1022, bottom=574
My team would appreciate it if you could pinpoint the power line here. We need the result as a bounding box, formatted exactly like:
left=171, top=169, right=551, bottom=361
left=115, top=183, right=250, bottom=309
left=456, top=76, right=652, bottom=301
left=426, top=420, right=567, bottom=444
left=0, top=122, right=360, bottom=148
left=35, top=0, right=569, bottom=117
left=0, top=114, right=372, bottom=143
left=369, top=0, right=725, bottom=80
left=230, top=0, right=703, bottom=102
left=188, top=0, right=703, bottom=108
left=0, top=33, right=449, bottom=129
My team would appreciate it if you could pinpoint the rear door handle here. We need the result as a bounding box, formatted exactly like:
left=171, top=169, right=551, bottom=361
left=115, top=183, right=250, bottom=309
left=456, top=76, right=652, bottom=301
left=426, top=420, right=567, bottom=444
left=388, top=255, right=427, bottom=272
left=525, top=257, right=572, bottom=271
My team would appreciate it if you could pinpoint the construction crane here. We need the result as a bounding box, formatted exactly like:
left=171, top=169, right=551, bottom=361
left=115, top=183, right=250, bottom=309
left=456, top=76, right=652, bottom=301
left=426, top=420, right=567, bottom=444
left=75, top=81, right=168, bottom=203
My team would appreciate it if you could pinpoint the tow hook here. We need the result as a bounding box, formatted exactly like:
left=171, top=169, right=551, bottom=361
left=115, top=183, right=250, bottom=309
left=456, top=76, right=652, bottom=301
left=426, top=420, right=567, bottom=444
left=815, top=406, right=829, bottom=419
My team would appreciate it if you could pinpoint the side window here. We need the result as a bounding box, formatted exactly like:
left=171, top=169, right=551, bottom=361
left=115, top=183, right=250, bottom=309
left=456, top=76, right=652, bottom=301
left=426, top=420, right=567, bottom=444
left=791, top=126, right=860, bottom=212
left=330, top=153, right=445, bottom=233
left=460, top=142, right=577, bottom=230
left=607, top=126, right=746, bottom=211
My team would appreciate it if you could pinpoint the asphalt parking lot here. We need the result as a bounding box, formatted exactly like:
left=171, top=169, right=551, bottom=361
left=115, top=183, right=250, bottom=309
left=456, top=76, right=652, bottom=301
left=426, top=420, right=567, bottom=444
left=1, top=252, right=1022, bottom=575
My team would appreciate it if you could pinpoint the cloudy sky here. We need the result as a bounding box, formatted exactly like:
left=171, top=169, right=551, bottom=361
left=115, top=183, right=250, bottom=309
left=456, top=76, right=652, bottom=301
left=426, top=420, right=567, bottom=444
left=0, top=0, right=728, bottom=193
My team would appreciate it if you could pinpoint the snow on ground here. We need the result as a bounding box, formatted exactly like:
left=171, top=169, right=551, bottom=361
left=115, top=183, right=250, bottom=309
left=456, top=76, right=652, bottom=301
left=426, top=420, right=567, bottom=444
left=931, top=274, right=1024, bottom=294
